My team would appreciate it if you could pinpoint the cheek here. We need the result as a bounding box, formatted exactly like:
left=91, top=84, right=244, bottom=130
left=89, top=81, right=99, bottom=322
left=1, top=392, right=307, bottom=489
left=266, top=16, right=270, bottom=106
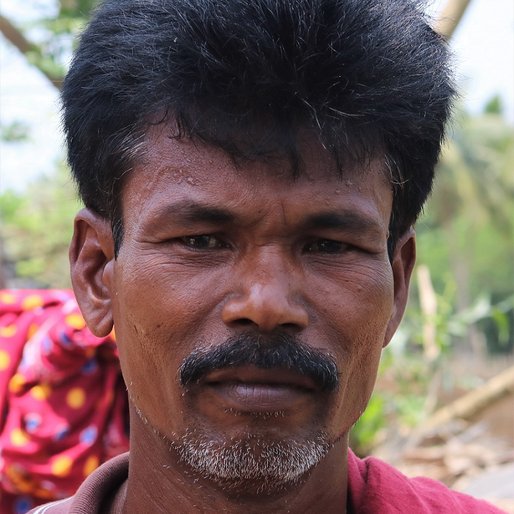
left=314, top=265, right=393, bottom=431
left=109, top=274, right=186, bottom=406
left=110, top=259, right=228, bottom=422
left=346, top=333, right=384, bottom=398
left=112, top=306, right=193, bottom=435
left=328, top=331, right=385, bottom=437
left=112, top=307, right=176, bottom=417
left=314, top=262, right=395, bottom=349
left=115, top=254, right=223, bottom=346
left=339, top=265, right=394, bottom=390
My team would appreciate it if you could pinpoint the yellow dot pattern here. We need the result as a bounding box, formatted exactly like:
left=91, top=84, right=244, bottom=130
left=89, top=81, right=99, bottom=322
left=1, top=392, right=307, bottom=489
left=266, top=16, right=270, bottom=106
left=0, top=325, right=17, bottom=338
left=31, top=383, right=52, bottom=401
left=0, top=289, right=130, bottom=494
left=83, top=455, right=100, bottom=477
left=0, top=292, right=16, bottom=304
left=67, top=387, right=86, bottom=409
left=0, top=350, right=10, bottom=371
left=9, top=373, right=26, bottom=394
left=65, top=313, right=86, bottom=330
left=11, top=428, right=29, bottom=447
left=21, top=294, right=44, bottom=310
left=51, top=456, right=73, bottom=477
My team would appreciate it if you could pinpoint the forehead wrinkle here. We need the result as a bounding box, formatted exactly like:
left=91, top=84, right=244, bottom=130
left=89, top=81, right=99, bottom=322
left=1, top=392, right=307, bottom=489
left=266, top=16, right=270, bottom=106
left=122, top=130, right=393, bottom=236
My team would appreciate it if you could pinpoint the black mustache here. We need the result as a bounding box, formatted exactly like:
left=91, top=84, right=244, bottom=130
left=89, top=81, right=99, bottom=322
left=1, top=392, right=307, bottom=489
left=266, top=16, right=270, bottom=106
left=179, top=332, right=339, bottom=392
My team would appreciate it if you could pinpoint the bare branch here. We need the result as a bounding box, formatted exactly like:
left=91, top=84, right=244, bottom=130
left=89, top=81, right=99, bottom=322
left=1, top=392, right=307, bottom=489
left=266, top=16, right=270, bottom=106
left=0, top=14, right=62, bottom=90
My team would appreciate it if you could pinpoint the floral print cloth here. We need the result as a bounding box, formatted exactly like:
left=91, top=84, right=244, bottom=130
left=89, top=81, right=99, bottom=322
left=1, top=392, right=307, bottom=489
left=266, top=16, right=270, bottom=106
left=0, top=290, right=128, bottom=514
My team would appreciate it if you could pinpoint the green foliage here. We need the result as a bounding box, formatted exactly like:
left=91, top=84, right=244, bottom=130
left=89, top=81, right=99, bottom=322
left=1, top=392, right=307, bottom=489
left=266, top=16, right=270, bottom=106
left=42, top=0, right=100, bottom=48
left=1, top=121, right=30, bottom=142
left=351, top=102, right=514, bottom=454
left=7, top=0, right=100, bottom=85
left=0, top=164, right=80, bottom=288
left=351, top=288, right=514, bottom=455
left=484, top=95, right=503, bottom=115
left=429, top=106, right=514, bottom=233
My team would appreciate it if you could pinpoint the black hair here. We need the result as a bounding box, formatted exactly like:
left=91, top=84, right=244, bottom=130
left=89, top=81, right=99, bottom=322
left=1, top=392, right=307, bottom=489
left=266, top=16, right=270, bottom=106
left=62, top=0, right=456, bottom=255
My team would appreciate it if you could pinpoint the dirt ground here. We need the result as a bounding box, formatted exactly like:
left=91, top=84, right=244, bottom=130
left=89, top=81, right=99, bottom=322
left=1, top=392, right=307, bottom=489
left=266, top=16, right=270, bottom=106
left=375, top=354, right=514, bottom=512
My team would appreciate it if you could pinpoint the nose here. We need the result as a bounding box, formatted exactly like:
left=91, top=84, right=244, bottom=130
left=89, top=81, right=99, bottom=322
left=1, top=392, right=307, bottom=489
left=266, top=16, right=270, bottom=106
left=221, top=254, right=309, bottom=332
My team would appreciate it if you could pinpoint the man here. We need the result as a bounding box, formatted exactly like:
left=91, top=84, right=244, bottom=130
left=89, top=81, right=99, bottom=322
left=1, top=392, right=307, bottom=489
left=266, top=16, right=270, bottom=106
left=28, top=0, right=504, bottom=512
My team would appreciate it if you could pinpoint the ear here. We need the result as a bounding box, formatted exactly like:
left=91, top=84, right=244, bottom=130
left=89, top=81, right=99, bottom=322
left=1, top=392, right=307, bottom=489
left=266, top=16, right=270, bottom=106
left=383, top=227, right=416, bottom=347
left=69, top=208, right=115, bottom=337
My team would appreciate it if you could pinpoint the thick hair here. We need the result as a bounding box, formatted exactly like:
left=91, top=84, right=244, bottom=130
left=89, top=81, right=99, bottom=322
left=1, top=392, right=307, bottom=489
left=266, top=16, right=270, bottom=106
left=62, top=0, right=455, bottom=254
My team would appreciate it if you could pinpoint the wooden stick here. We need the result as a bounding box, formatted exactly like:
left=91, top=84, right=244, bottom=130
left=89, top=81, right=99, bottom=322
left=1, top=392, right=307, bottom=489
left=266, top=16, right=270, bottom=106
left=435, top=0, right=473, bottom=40
left=419, top=365, right=514, bottom=434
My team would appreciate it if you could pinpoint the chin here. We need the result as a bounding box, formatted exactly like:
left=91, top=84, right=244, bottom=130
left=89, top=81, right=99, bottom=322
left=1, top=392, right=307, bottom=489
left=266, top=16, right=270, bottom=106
left=166, top=427, right=333, bottom=496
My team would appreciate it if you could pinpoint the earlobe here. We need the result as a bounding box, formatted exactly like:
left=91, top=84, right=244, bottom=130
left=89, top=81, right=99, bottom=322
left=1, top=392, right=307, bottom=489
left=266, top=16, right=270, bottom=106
left=69, top=208, right=115, bottom=337
left=383, top=227, right=416, bottom=347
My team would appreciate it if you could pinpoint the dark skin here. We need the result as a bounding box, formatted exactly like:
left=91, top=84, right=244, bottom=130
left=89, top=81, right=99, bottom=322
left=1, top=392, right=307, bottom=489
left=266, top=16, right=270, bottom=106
left=70, top=125, right=415, bottom=513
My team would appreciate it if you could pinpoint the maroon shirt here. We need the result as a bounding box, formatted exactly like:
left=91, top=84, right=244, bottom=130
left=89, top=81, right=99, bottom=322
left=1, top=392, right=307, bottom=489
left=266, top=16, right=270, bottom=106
left=29, top=450, right=506, bottom=513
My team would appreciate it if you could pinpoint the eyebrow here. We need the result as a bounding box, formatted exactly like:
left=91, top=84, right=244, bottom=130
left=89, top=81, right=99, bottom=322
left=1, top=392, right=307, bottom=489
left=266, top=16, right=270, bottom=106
left=151, top=201, right=235, bottom=226
left=301, top=211, right=383, bottom=236
left=150, top=201, right=383, bottom=235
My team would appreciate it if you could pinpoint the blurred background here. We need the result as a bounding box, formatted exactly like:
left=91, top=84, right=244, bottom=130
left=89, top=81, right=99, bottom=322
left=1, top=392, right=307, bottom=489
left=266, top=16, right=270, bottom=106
left=0, top=0, right=513, bottom=511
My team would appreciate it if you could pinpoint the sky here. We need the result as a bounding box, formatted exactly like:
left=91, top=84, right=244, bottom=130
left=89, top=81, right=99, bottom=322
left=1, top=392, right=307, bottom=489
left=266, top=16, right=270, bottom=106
left=0, top=0, right=513, bottom=193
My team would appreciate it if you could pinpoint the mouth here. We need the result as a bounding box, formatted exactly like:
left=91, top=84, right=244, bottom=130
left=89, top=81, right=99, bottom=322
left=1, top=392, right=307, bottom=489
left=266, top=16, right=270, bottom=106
left=196, top=366, right=319, bottom=413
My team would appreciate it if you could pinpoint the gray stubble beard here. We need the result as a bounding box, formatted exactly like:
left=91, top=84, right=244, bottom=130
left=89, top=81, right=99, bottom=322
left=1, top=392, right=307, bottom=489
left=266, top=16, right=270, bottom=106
left=169, top=427, right=332, bottom=495
left=133, top=400, right=331, bottom=495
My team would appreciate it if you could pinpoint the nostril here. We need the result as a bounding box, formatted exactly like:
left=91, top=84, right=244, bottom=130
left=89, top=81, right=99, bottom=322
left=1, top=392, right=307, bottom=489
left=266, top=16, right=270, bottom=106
left=221, top=290, right=309, bottom=331
left=281, top=322, right=302, bottom=331
left=233, top=318, right=255, bottom=327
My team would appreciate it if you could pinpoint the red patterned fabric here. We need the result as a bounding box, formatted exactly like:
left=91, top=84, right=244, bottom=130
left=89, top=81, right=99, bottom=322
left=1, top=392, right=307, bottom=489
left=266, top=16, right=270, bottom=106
left=0, top=290, right=129, bottom=514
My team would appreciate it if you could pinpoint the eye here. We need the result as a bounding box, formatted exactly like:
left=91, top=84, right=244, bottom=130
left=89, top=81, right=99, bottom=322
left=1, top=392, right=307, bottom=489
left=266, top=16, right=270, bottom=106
left=303, top=239, right=348, bottom=254
left=179, top=235, right=229, bottom=250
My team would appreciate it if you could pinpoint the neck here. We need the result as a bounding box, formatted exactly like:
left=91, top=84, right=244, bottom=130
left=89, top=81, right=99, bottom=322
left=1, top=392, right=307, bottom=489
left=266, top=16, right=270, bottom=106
left=119, top=410, right=349, bottom=514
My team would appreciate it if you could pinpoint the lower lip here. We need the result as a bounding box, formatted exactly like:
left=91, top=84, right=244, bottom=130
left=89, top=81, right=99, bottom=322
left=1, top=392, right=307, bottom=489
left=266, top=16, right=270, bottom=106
left=205, top=383, right=314, bottom=412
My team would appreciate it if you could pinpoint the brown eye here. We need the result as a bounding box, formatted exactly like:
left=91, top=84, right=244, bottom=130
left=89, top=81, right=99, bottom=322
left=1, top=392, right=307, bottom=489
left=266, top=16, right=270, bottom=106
left=304, top=239, right=347, bottom=254
left=180, top=235, right=228, bottom=249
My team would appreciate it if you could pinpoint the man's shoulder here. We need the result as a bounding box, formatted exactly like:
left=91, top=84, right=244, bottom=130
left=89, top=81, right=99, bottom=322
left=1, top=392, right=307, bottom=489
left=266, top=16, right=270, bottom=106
left=27, top=452, right=129, bottom=514
left=347, top=449, right=506, bottom=513
left=28, top=450, right=506, bottom=513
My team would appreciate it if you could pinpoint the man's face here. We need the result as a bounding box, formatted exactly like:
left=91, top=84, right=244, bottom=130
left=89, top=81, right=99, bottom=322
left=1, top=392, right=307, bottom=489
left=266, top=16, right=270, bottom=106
left=74, top=125, right=414, bottom=490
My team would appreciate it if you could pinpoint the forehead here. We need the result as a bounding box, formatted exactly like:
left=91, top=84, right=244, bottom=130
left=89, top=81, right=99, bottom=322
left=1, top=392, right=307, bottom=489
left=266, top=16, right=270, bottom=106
left=120, top=124, right=393, bottom=226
